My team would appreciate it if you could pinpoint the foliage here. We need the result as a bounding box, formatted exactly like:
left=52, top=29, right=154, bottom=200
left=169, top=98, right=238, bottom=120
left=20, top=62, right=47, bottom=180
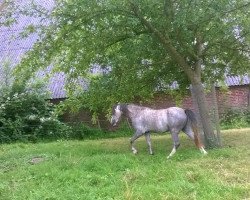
left=0, top=83, right=71, bottom=143
left=68, top=121, right=132, bottom=140
left=69, top=123, right=105, bottom=139
left=2, top=0, right=250, bottom=147
left=0, top=129, right=249, bottom=199
left=220, top=108, right=250, bottom=130
left=1, top=0, right=248, bottom=114
left=0, top=58, right=14, bottom=97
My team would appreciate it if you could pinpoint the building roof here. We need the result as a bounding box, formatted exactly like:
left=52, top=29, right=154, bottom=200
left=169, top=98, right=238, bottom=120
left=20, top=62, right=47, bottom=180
left=225, top=75, right=250, bottom=87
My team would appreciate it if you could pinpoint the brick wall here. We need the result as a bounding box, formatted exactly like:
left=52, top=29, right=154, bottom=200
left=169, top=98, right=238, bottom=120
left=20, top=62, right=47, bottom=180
left=217, top=85, right=249, bottom=111
left=51, top=84, right=250, bottom=130
left=147, top=85, right=250, bottom=113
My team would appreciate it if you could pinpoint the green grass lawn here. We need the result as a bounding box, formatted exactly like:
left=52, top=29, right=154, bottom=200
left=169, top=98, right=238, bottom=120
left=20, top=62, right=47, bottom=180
left=0, top=129, right=249, bottom=200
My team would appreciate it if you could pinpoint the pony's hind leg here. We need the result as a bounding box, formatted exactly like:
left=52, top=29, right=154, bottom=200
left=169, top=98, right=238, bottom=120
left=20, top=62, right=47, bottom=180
left=182, top=123, right=208, bottom=155
left=145, top=132, right=153, bottom=155
left=167, top=131, right=180, bottom=159
left=130, top=131, right=144, bottom=154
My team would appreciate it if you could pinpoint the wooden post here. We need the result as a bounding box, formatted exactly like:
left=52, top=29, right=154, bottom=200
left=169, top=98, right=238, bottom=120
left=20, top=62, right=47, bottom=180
left=248, top=75, right=250, bottom=110
left=211, top=82, right=222, bottom=147
left=97, top=118, right=101, bottom=130
left=248, top=86, right=250, bottom=110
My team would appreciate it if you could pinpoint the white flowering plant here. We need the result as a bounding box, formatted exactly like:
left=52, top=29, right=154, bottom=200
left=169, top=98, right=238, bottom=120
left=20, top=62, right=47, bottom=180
left=0, top=83, right=71, bottom=143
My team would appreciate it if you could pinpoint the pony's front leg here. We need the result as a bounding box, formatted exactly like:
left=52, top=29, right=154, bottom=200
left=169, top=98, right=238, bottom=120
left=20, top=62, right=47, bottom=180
left=145, top=132, right=153, bottom=155
left=130, top=132, right=143, bottom=154
left=167, top=131, right=180, bottom=159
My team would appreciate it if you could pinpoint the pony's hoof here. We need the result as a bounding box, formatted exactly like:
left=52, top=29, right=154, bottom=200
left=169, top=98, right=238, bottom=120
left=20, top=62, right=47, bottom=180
left=200, top=147, right=208, bottom=155
left=132, top=150, right=138, bottom=154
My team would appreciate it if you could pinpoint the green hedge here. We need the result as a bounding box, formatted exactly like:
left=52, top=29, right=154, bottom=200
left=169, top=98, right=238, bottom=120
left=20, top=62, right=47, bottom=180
left=220, top=108, right=250, bottom=130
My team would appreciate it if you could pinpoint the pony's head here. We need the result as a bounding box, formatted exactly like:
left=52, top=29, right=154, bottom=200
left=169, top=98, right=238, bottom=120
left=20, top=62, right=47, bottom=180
left=110, top=104, right=123, bottom=126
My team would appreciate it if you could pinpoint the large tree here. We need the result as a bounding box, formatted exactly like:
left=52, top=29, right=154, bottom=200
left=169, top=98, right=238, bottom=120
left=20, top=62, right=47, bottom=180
left=2, top=0, right=250, bottom=147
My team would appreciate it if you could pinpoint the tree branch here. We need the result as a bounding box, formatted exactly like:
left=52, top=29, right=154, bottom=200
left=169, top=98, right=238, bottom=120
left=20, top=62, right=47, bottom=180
left=164, top=0, right=174, bottom=21
left=148, top=60, right=168, bottom=66
left=0, top=1, right=7, bottom=13
left=105, top=30, right=148, bottom=48
left=200, top=2, right=250, bottom=26
left=129, top=1, right=194, bottom=79
left=194, top=33, right=203, bottom=76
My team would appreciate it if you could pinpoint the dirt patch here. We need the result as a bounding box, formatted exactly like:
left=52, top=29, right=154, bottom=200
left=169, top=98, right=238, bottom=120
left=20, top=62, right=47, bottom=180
left=28, top=156, right=46, bottom=165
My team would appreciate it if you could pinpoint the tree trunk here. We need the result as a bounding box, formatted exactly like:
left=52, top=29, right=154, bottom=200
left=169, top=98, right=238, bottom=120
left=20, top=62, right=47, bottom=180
left=211, top=82, right=222, bottom=147
left=248, top=74, right=250, bottom=110
left=191, top=81, right=218, bottom=148
left=248, top=85, right=250, bottom=110
left=190, top=85, right=205, bottom=143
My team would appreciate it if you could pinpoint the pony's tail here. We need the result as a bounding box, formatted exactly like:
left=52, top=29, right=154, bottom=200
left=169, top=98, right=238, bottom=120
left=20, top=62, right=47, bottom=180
left=185, top=109, right=204, bottom=148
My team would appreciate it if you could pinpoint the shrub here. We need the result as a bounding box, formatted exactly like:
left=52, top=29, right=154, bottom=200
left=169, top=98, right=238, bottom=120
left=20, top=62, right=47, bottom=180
left=68, top=121, right=132, bottom=140
left=220, top=108, right=250, bottom=130
left=0, top=85, right=72, bottom=143
left=70, top=123, right=105, bottom=139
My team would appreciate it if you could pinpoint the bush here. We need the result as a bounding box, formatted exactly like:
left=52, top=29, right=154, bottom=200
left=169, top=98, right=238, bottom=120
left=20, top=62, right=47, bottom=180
left=220, top=108, right=250, bottom=130
left=0, top=86, right=72, bottom=143
left=70, top=123, right=105, bottom=139
left=68, top=121, right=132, bottom=140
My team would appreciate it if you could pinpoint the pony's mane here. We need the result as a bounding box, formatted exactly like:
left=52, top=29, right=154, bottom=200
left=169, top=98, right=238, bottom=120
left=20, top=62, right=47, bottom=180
left=113, top=103, right=153, bottom=118
left=126, top=104, right=153, bottom=117
left=127, top=104, right=149, bottom=111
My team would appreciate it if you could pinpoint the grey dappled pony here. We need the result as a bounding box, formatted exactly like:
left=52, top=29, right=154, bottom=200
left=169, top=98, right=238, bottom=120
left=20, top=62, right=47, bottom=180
left=111, top=103, right=207, bottom=159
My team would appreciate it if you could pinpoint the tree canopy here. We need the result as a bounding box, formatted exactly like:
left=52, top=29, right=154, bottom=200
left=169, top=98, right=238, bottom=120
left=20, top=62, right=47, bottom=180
left=2, top=0, right=250, bottom=146
left=7, top=0, right=249, bottom=109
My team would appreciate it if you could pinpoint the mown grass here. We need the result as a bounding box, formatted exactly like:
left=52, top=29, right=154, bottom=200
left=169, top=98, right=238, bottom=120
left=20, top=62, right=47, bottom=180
left=0, top=129, right=249, bottom=200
